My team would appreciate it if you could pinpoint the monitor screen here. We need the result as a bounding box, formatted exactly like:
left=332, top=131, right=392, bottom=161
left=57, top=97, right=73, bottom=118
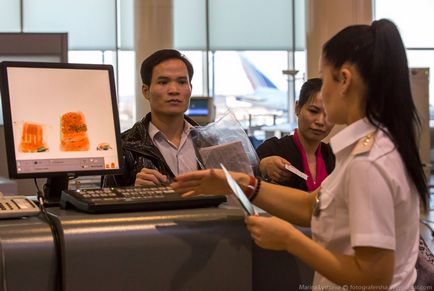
left=186, top=97, right=214, bottom=125
left=186, top=97, right=209, bottom=116
left=0, top=61, right=123, bottom=203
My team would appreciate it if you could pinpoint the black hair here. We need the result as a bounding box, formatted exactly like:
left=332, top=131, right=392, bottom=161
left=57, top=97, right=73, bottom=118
left=140, top=49, right=194, bottom=86
left=298, top=78, right=323, bottom=108
left=322, top=19, right=429, bottom=210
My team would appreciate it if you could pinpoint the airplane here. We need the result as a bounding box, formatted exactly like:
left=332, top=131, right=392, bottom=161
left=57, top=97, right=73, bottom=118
left=212, top=53, right=301, bottom=131
left=234, top=55, right=289, bottom=111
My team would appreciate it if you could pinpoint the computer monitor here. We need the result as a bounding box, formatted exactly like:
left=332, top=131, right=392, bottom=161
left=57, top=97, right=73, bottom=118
left=0, top=61, right=124, bottom=204
left=186, top=96, right=214, bottom=125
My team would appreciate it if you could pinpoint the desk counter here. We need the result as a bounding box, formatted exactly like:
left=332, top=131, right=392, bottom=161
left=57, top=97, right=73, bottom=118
left=0, top=215, right=57, bottom=291
left=0, top=205, right=313, bottom=291
left=48, top=207, right=252, bottom=291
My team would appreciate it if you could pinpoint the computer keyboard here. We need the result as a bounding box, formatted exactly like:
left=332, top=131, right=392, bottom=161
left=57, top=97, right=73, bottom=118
left=60, top=186, right=227, bottom=214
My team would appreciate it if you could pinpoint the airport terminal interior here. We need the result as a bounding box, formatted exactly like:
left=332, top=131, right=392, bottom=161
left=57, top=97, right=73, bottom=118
left=0, top=0, right=433, bottom=290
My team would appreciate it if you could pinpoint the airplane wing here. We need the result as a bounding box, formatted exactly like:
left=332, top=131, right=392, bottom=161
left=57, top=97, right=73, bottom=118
left=236, top=94, right=267, bottom=102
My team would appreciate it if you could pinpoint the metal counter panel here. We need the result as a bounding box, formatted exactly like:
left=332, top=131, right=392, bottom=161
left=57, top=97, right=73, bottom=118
left=48, top=207, right=251, bottom=291
left=0, top=216, right=57, bottom=291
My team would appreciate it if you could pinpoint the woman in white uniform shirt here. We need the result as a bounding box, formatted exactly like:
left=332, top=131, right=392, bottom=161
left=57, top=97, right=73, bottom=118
left=171, top=19, right=429, bottom=290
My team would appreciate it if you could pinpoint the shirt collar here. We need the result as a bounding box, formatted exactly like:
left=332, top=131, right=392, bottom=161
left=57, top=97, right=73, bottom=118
left=148, top=121, right=160, bottom=141
left=330, top=118, right=377, bottom=154
left=183, top=121, right=194, bottom=133
left=148, top=120, right=193, bottom=141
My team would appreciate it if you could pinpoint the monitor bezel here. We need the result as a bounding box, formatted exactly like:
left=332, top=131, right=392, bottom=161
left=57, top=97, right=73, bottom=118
left=0, top=61, right=124, bottom=180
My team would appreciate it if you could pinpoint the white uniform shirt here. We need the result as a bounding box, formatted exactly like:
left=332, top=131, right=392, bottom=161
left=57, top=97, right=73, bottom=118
left=148, top=121, right=198, bottom=176
left=311, top=118, right=419, bottom=290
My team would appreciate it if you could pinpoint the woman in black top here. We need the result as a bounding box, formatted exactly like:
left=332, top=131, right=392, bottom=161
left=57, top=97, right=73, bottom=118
left=256, top=78, right=335, bottom=191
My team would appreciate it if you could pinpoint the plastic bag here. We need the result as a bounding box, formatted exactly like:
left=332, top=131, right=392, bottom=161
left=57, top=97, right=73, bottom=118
left=191, top=110, right=259, bottom=176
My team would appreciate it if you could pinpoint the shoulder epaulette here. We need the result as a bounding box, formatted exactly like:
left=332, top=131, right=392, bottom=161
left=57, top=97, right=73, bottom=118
left=351, top=132, right=375, bottom=156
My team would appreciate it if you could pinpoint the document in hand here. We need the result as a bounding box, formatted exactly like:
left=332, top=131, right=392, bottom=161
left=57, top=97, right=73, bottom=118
left=220, top=163, right=256, bottom=216
left=199, top=141, right=253, bottom=175
left=284, top=164, right=308, bottom=180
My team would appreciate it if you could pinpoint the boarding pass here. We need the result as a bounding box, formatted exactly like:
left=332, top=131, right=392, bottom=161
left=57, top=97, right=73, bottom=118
left=284, top=164, right=308, bottom=180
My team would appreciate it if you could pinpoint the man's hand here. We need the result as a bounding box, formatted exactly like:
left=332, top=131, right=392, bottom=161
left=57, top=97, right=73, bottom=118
left=135, top=168, right=168, bottom=186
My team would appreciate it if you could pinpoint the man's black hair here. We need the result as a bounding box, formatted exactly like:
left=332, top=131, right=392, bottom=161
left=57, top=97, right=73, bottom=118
left=140, top=49, right=194, bottom=86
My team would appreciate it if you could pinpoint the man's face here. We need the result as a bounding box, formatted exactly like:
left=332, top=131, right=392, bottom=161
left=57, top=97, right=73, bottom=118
left=142, top=58, right=192, bottom=117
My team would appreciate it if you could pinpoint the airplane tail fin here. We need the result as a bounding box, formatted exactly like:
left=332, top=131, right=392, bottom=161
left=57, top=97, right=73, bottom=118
left=239, top=55, right=278, bottom=90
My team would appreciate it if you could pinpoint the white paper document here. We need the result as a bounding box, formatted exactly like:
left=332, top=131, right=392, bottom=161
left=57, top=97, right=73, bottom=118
left=220, top=163, right=256, bottom=216
left=284, top=164, right=308, bottom=180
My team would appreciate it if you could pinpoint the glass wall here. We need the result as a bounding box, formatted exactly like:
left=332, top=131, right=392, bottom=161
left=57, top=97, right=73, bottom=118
left=1, top=0, right=307, bottom=137
left=174, top=0, right=306, bottom=141
left=0, top=0, right=135, bottom=131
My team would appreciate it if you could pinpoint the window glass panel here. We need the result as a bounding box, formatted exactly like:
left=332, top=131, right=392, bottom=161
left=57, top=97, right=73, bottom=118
left=0, top=0, right=20, bottom=32
left=68, top=51, right=104, bottom=64
left=374, top=1, right=434, bottom=117
left=173, top=0, right=206, bottom=50
left=294, top=50, right=307, bottom=98
left=181, top=51, right=205, bottom=97
left=68, top=50, right=135, bottom=131
left=375, top=0, right=434, bottom=47
left=213, top=51, right=289, bottom=129
left=103, top=50, right=118, bottom=93
left=173, top=0, right=304, bottom=50
left=294, top=0, right=305, bottom=51
left=120, top=0, right=134, bottom=50
left=23, top=0, right=116, bottom=50
left=117, top=50, right=135, bottom=131
left=209, top=0, right=293, bottom=50
left=103, top=50, right=135, bottom=131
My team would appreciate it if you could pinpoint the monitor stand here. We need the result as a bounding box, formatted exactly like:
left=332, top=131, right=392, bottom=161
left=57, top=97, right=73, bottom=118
left=43, top=176, right=69, bottom=207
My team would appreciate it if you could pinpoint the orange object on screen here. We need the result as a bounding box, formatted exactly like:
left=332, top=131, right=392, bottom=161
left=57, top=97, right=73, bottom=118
left=19, top=122, right=48, bottom=153
left=60, top=112, right=90, bottom=151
